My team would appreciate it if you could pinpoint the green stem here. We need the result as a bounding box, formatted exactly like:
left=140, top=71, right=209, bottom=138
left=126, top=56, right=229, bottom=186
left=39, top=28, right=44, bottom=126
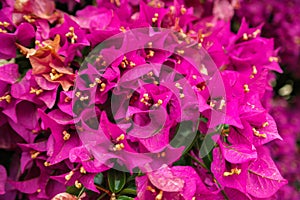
left=97, top=192, right=107, bottom=200
left=77, top=187, right=86, bottom=199
left=214, top=179, right=229, bottom=200
left=95, top=185, right=111, bottom=196
left=221, top=190, right=229, bottom=200
left=187, top=153, right=208, bottom=169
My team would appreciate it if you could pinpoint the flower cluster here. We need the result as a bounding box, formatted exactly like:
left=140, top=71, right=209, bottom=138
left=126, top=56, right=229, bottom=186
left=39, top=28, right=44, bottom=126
left=235, top=1, right=300, bottom=199
left=0, top=0, right=288, bottom=200
left=235, top=0, right=300, bottom=76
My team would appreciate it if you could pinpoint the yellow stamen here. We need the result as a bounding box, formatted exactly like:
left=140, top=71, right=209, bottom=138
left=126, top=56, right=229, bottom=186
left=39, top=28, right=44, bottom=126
left=100, top=83, right=106, bottom=92
left=157, top=99, right=163, bottom=105
left=252, top=65, right=258, bottom=75
left=65, top=27, right=78, bottom=44
left=205, top=22, right=214, bottom=28
left=75, top=180, right=82, bottom=189
left=250, top=65, right=258, bottom=79
left=243, top=84, right=250, bottom=93
left=155, top=190, right=163, bottom=200
left=123, top=56, right=129, bottom=64
left=218, top=99, right=226, bottom=110
left=89, top=82, right=97, bottom=88
left=0, top=94, right=11, bottom=103
left=80, top=166, right=87, bottom=174
left=120, top=61, right=127, bottom=69
left=111, top=193, right=116, bottom=200
left=210, top=101, right=216, bottom=108
left=30, top=151, right=40, bottom=159
left=180, top=93, right=185, bottom=98
left=196, top=82, right=206, bottom=91
left=23, top=15, right=35, bottom=23
left=178, top=31, right=187, bottom=40
left=269, top=56, right=279, bottom=62
left=79, top=96, right=89, bottom=101
left=95, top=78, right=101, bottom=83
left=75, top=92, right=81, bottom=97
left=0, top=22, right=10, bottom=27
left=50, top=69, right=64, bottom=81
left=262, top=122, right=269, bottom=128
left=44, top=161, right=51, bottom=167
left=146, top=71, right=153, bottom=77
left=89, top=78, right=102, bottom=88
left=37, top=189, right=41, bottom=193
left=175, top=82, right=182, bottom=90
left=113, top=143, right=125, bottom=151
left=146, top=186, right=156, bottom=193
left=30, top=87, right=43, bottom=96
left=141, top=93, right=152, bottom=106
left=119, top=26, right=126, bottom=32
left=154, top=99, right=163, bottom=107
left=180, top=6, right=187, bottom=15
left=147, top=50, right=155, bottom=58
left=198, top=43, right=202, bottom=48
left=152, top=13, right=159, bottom=23
left=65, top=171, right=74, bottom=181
left=169, top=6, right=175, bottom=14
left=223, top=168, right=241, bottom=176
left=63, top=130, right=71, bottom=141
left=252, top=29, right=261, bottom=38
left=41, top=41, right=53, bottom=51
left=243, top=33, right=248, bottom=40
left=0, top=28, right=7, bottom=33
left=143, top=93, right=150, bottom=100
left=157, top=152, right=166, bottom=158
left=252, top=127, right=267, bottom=138
left=177, top=50, right=185, bottom=55
left=153, top=81, right=159, bottom=85
left=129, top=61, right=136, bottom=67
left=152, top=17, right=158, bottom=23
left=221, top=128, right=229, bottom=137
left=116, top=134, right=125, bottom=142
left=35, top=40, right=41, bottom=46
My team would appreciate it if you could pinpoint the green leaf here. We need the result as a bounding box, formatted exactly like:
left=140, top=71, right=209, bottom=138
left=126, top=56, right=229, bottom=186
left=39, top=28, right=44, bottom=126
left=108, top=169, right=126, bottom=193
left=94, top=173, right=104, bottom=186
left=198, top=128, right=220, bottom=166
left=202, top=149, right=213, bottom=169
left=119, top=187, right=137, bottom=196
left=117, top=195, right=134, bottom=200
left=126, top=173, right=138, bottom=183
left=66, top=185, right=81, bottom=196
left=170, top=121, right=199, bottom=155
left=199, top=116, right=208, bottom=123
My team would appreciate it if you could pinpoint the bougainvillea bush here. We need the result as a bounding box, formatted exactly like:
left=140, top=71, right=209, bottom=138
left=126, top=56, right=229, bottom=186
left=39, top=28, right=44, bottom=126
left=235, top=1, right=300, bottom=199
left=0, top=0, right=298, bottom=200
